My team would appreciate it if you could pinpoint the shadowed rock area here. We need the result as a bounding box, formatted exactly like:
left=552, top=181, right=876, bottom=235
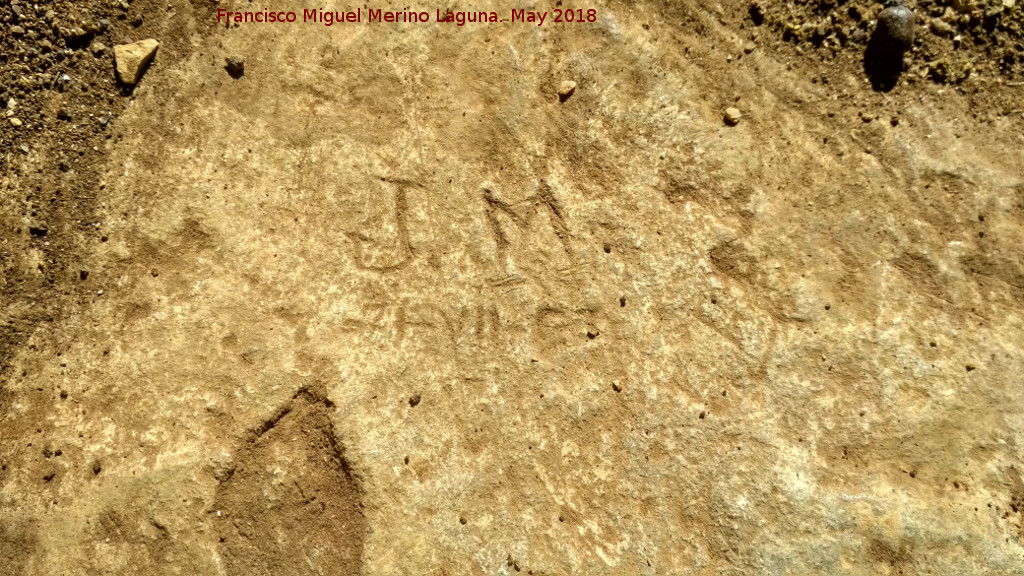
left=214, top=388, right=366, bottom=576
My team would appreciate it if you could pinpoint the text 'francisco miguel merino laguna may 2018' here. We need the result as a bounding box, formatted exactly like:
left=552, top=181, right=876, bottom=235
left=216, top=7, right=599, bottom=27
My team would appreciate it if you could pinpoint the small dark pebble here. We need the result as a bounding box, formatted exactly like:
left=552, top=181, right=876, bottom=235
left=409, top=394, right=421, bottom=407
left=92, top=460, right=102, bottom=475
left=865, top=1, right=916, bottom=90
left=876, top=2, right=915, bottom=52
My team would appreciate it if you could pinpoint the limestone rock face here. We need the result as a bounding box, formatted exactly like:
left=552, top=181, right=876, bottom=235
left=114, top=39, right=159, bottom=85
left=2, top=1, right=1024, bottom=575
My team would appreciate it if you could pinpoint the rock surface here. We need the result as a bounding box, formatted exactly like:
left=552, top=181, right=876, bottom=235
left=113, top=38, right=159, bottom=85
left=1, top=1, right=1024, bottom=575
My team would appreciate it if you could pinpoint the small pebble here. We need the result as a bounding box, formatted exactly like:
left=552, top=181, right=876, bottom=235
left=930, top=18, right=954, bottom=37
left=10, top=25, right=26, bottom=36
left=66, top=27, right=89, bottom=41
left=9, top=118, right=23, bottom=127
left=558, top=80, right=577, bottom=101
left=876, top=2, right=915, bottom=53
left=865, top=1, right=916, bottom=88
left=724, top=107, right=743, bottom=126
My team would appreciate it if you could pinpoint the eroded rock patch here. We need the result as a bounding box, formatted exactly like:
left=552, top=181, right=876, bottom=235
left=214, top=387, right=366, bottom=576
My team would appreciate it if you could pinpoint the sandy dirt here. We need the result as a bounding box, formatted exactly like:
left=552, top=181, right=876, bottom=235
left=2, top=0, right=1024, bottom=575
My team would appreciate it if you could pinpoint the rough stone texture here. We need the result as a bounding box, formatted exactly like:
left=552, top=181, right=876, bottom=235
left=2, top=1, right=1024, bottom=575
left=113, top=38, right=159, bottom=85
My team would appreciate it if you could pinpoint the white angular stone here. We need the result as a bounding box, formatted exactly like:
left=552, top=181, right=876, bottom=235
left=114, top=38, right=160, bottom=85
